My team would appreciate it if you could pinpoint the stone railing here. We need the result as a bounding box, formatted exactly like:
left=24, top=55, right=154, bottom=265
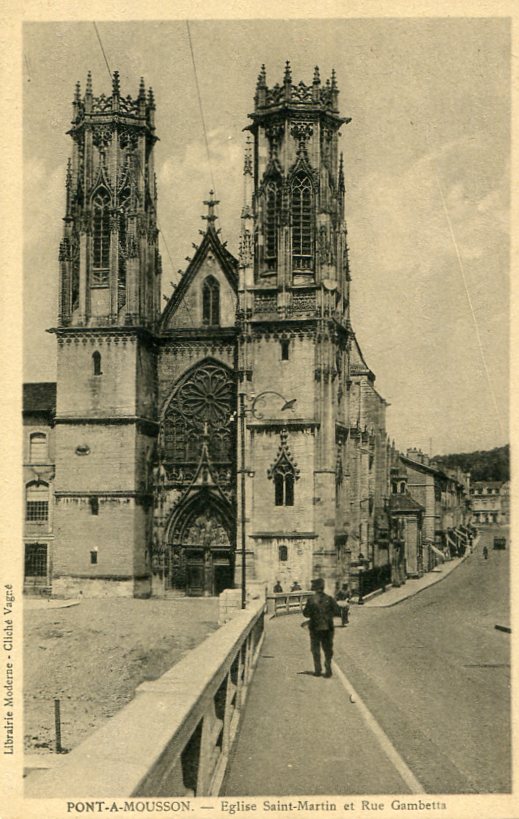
left=267, top=590, right=312, bottom=617
left=25, top=599, right=265, bottom=799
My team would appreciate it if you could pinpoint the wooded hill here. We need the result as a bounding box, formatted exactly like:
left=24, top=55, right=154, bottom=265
left=433, top=445, right=509, bottom=483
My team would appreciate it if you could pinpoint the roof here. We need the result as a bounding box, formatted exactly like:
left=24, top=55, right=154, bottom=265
left=400, top=454, right=442, bottom=477
left=389, top=493, right=425, bottom=514
left=23, top=382, right=56, bottom=414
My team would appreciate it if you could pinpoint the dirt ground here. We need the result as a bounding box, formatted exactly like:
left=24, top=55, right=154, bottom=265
left=24, top=597, right=219, bottom=755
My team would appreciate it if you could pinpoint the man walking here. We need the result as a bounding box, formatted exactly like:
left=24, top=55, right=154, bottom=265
left=336, top=582, right=351, bottom=627
left=303, top=578, right=341, bottom=678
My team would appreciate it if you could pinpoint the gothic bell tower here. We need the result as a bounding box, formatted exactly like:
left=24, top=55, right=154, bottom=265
left=52, top=72, right=161, bottom=598
left=59, top=70, right=160, bottom=327
left=238, top=63, right=354, bottom=594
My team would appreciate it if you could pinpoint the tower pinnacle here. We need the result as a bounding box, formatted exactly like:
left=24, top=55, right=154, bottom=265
left=112, top=70, right=120, bottom=96
left=202, top=190, right=220, bottom=228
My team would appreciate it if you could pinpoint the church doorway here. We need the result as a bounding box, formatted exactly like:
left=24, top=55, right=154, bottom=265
left=168, top=506, right=234, bottom=596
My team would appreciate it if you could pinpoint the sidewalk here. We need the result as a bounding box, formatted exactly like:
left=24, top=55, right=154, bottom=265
left=222, top=614, right=411, bottom=796
left=362, top=553, right=468, bottom=608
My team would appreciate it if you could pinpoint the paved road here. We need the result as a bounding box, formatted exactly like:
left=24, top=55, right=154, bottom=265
left=223, top=527, right=510, bottom=795
left=332, top=526, right=510, bottom=793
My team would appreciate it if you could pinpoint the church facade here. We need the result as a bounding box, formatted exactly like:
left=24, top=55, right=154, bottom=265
left=47, top=65, right=393, bottom=598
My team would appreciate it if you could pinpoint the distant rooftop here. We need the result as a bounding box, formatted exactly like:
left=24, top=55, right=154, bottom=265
left=389, top=493, right=424, bottom=513
left=23, top=382, right=56, bottom=414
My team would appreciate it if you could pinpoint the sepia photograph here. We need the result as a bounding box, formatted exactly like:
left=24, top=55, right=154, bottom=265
left=1, top=7, right=514, bottom=818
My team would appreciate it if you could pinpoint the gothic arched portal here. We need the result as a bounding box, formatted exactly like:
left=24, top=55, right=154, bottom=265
left=166, top=492, right=235, bottom=596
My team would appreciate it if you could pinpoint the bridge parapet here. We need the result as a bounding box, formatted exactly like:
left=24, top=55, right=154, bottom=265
left=25, top=599, right=266, bottom=799
left=267, top=590, right=312, bottom=616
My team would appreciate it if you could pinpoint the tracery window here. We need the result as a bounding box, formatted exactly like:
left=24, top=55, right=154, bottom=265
left=291, top=172, right=313, bottom=270
left=162, top=363, right=235, bottom=480
left=202, top=276, right=220, bottom=326
left=92, top=189, right=110, bottom=285
left=264, top=179, right=280, bottom=268
left=273, top=456, right=295, bottom=506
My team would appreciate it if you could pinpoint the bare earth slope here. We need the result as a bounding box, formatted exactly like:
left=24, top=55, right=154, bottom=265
left=24, top=597, right=219, bottom=754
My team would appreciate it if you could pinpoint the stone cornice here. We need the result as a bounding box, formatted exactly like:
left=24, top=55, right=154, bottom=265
left=52, top=325, right=157, bottom=339
left=52, top=572, right=151, bottom=581
left=54, top=415, right=159, bottom=435
left=158, top=327, right=238, bottom=341
left=249, top=531, right=318, bottom=539
left=248, top=419, right=319, bottom=432
left=55, top=490, right=153, bottom=499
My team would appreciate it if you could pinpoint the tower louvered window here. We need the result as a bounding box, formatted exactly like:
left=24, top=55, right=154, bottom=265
left=202, top=276, right=220, bottom=326
left=291, top=173, right=313, bottom=270
left=92, top=190, right=110, bottom=285
left=265, top=180, right=280, bottom=269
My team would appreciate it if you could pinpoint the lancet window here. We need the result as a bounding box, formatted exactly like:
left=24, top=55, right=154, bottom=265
left=264, top=179, right=281, bottom=269
left=202, top=276, right=220, bottom=326
left=291, top=172, right=313, bottom=270
left=268, top=431, right=300, bottom=507
left=92, top=189, right=110, bottom=285
left=118, top=185, right=131, bottom=308
left=273, top=457, right=295, bottom=506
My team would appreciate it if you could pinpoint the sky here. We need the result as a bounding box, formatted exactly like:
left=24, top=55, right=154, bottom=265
left=22, top=17, right=510, bottom=455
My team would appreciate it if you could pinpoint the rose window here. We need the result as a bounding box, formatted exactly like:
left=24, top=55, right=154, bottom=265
left=163, top=363, right=235, bottom=477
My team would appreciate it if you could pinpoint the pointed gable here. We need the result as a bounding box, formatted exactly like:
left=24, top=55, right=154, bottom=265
left=160, top=193, right=238, bottom=332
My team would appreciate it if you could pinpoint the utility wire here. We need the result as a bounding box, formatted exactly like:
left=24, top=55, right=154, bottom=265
left=93, top=22, right=112, bottom=77
left=91, top=21, right=181, bottom=293
left=425, top=126, right=504, bottom=439
left=185, top=20, right=216, bottom=195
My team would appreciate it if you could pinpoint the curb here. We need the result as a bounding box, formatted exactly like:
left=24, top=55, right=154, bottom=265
left=365, top=548, right=474, bottom=609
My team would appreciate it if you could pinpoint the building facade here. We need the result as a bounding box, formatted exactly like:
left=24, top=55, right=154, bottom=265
left=470, top=481, right=509, bottom=525
left=23, top=383, right=56, bottom=593
left=28, top=66, right=475, bottom=599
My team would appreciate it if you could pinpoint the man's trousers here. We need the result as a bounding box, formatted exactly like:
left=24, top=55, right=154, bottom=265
left=309, top=629, right=334, bottom=674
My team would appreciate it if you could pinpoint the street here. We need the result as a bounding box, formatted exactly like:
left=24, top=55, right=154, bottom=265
left=333, top=526, right=510, bottom=793
left=223, top=527, right=510, bottom=795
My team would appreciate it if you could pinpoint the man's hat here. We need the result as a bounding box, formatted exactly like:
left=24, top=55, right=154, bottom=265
left=313, top=578, right=325, bottom=590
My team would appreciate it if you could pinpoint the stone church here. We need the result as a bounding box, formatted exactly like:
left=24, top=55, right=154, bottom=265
left=30, top=64, right=392, bottom=598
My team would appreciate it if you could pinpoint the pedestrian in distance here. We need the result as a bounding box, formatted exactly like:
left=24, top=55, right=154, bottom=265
left=483, top=545, right=488, bottom=560
left=303, top=578, right=342, bottom=678
left=273, top=580, right=283, bottom=593
left=290, top=580, right=302, bottom=592
left=335, top=582, right=351, bottom=627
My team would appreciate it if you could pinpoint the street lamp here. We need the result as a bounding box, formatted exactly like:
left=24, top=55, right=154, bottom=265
left=238, top=389, right=296, bottom=608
